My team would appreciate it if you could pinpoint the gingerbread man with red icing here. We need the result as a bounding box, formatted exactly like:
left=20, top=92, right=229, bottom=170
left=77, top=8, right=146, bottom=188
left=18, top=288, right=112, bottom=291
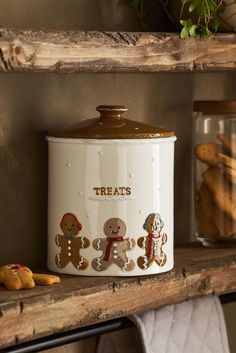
left=55, top=213, right=90, bottom=270
left=0, top=264, right=60, bottom=290
left=137, top=213, right=167, bottom=270
left=92, top=218, right=135, bottom=272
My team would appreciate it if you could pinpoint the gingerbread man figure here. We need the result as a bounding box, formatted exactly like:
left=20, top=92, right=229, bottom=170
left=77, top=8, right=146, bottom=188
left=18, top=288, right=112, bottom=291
left=137, top=213, right=167, bottom=270
left=92, top=218, right=135, bottom=272
left=55, top=213, right=90, bottom=270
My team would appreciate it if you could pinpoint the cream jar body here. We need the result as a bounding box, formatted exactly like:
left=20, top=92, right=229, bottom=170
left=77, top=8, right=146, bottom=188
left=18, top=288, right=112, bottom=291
left=47, top=106, right=176, bottom=276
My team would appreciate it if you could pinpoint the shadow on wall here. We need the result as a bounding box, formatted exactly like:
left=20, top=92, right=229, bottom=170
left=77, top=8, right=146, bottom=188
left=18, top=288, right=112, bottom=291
left=0, top=0, right=140, bottom=30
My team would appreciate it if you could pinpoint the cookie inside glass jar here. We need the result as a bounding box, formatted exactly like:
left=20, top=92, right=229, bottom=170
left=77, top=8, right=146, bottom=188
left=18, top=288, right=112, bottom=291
left=194, top=101, right=236, bottom=247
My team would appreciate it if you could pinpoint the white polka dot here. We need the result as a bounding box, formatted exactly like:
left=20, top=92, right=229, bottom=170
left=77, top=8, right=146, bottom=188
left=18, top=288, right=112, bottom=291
left=68, top=246, right=71, bottom=250
left=113, top=249, right=118, bottom=254
left=113, top=255, right=118, bottom=259
left=113, top=243, right=117, bottom=247
left=68, top=252, right=71, bottom=257
left=68, top=240, right=71, bottom=244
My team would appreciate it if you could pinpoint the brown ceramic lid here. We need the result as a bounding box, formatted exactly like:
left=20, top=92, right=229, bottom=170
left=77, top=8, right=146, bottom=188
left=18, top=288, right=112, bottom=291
left=194, top=101, right=236, bottom=115
left=48, top=105, right=175, bottom=139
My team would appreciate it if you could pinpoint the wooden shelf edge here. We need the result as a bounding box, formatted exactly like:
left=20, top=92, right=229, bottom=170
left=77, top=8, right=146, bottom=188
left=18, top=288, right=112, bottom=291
left=0, top=28, right=236, bottom=73
left=1, top=243, right=236, bottom=349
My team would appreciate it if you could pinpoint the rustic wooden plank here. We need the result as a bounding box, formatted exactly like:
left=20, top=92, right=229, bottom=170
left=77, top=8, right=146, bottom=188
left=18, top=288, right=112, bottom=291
left=1, top=243, right=236, bottom=349
left=0, top=29, right=236, bottom=73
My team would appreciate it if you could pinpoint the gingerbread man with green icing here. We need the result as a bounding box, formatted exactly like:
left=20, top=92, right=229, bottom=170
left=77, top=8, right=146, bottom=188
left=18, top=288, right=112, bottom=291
left=55, top=213, right=90, bottom=270
left=92, top=218, right=135, bottom=272
left=137, top=213, right=167, bottom=270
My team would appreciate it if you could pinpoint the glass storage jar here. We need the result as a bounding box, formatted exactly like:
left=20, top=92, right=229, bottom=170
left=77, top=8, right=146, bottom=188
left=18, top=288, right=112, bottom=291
left=194, top=101, right=236, bottom=247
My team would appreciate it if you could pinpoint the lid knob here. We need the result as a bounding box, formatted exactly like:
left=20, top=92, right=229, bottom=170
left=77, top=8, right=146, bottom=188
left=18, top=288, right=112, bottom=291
left=96, top=105, right=127, bottom=119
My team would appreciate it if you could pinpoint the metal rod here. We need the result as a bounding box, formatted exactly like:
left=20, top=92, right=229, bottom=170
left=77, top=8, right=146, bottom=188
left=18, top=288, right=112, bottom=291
left=0, top=318, right=132, bottom=353
left=220, top=292, right=236, bottom=304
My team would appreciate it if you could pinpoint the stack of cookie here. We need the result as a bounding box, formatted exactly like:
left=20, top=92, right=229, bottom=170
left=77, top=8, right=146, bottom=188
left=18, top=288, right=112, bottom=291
left=195, top=133, right=236, bottom=240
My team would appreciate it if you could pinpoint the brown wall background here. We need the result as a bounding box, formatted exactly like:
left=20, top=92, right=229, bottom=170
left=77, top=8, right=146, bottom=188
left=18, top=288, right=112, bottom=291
left=0, top=1, right=236, bottom=352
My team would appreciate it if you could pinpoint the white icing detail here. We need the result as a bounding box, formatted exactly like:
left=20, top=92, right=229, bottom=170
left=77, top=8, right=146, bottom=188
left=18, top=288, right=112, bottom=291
left=122, top=258, right=131, bottom=271
left=96, top=257, right=102, bottom=271
left=66, top=162, right=71, bottom=167
left=81, top=237, right=85, bottom=248
left=113, top=243, right=117, bottom=247
left=96, top=239, right=101, bottom=250
left=143, top=256, right=148, bottom=269
left=113, top=255, right=118, bottom=259
left=68, top=246, right=71, bottom=250
left=142, top=237, right=146, bottom=249
left=128, top=238, right=133, bottom=249
left=68, top=240, right=71, bottom=244
left=56, top=254, right=61, bottom=265
left=68, top=252, right=71, bottom=257
left=89, top=195, right=133, bottom=201
left=113, top=249, right=118, bottom=254
left=77, top=257, right=84, bottom=269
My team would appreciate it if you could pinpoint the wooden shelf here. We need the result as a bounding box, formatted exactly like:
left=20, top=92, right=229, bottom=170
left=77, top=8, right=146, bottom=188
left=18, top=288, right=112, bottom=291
left=0, top=29, right=236, bottom=73
left=1, top=243, right=236, bottom=349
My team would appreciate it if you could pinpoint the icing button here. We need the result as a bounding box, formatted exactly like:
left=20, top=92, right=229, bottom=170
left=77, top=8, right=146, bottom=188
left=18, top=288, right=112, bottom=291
left=68, top=240, right=71, bottom=244
left=113, top=255, right=118, bottom=259
left=68, top=252, right=71, bottom=257
left=113, top=243, right=117, bottom=247
left=113, top=250, right=118, bottom=254
left=68, top=246, right=71, bottom=250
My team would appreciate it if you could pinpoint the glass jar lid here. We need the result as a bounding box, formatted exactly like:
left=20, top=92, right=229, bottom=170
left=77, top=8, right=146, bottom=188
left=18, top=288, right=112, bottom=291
left=194, top=101, right=236, bottom=115
left=48, top=105, right=175, bottom=139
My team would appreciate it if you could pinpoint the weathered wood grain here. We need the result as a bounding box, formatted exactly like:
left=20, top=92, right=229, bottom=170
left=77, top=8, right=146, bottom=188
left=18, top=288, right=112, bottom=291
left=0, top=29, right=236, bottom=73
left=1, top=243, right=236, bottom=349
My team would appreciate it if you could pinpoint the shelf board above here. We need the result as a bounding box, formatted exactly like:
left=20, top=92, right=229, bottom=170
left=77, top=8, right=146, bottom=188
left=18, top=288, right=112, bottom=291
left=1, top=243, right=236, bottom=349
left=0, top=29, right=236, bottom=73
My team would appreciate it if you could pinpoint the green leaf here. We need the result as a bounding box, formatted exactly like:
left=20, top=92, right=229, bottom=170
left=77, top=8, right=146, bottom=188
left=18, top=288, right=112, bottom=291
left=189, top=24, right=198, bottom=37
left=189, top=0, right=198, bottom=13
left=211, top=18, right=220, bottom=32
left=180, top=18, right=194, bottom=38
left=180, top=18, right=193, bottom=27
left=180, top=26, right=190, bottom=38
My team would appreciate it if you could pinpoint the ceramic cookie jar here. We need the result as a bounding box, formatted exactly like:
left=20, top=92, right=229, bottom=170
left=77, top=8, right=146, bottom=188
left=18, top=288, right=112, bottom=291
left=47, top=105, right=177, bottom=276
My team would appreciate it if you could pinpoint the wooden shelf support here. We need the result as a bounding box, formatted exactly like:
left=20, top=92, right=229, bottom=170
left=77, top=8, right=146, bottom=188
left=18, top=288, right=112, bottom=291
left=1, top=243, right=236, bottom=349
left=1, top=29, right=236, bottom=73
